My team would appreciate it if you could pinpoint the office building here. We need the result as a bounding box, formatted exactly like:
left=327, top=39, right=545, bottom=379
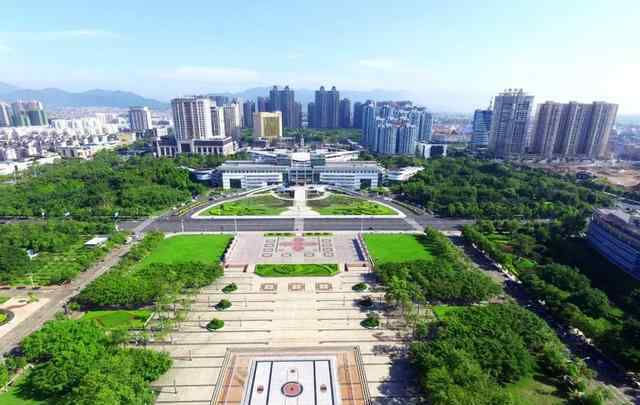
left=253, top=111, right=283, bottom=139
left=242, top=100, right=255, bottom=128
left=165, top=96, right=235, bottom=156
left=530, top=100, right=618, bottom=159
left=217, top=149, right=382, bottom=190
left=257, top=97, right=269, bottom=112
left=0, top=103, right=11, bottom=127
left=419, top=110, right=433, bottom=142
left=211, top=96, right=229, bottom=107
left=210, top=105, right=226, bottom=137
left=172, top=97, right=214, bottom=140
left=416, top=142, right=447, bottom=159
left=375, top=123, right=397, bottom=155
left=386, top=166, right=424, bottom=182
left=128, top=106, right=152, bottom=131
left=353, top=102, right=364, bottom=129
left=294, top=102, right=302, bottom=130
left=471, top=108, right=492, bottom=149
left=588, top=209, right=640, bottom=280
left=530, top=101, right=565, bottom=157
left=339, top=98, right=352, bottom=128
left=396, top=124, right=418, bottom=155
left=269, top=85, right=298, bottom=128
left=361, top=102, right=377, bottom=147
left=313, top=86, right=339, bottom=129
left=223, top=103, right=242, bottom=138
left=307, top=102, right=314, bottom=128
left=577, top=102, right=618, bottom=159
left=488, top=89, right=534, bottom=158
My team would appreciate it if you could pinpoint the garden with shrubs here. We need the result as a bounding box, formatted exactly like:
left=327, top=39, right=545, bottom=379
left=0, top=231, right=232, bottom=404
left=366, top=227, right=610, bottom=404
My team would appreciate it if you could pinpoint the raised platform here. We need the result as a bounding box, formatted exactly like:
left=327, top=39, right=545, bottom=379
left=212, top=347, right=371, bottom=405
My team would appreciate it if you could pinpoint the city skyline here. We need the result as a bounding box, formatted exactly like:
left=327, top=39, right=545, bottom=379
left=1, top=0, right=639, bottom=114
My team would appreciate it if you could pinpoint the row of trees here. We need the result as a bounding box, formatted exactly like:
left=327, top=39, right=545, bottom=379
left=0, top=221, right=125, bottom=284
left=373, top=227, right=609, bottom=403
left=76, top=232, right=222, bottom=308
left=378, top=229, right=500, bottom=306
left=0, top=151, right=204, bottom=218
left=411, top=304, right=604, bottom=404
left=463, top=221, right=640, bottom=371
left=18, top=319, right=171, bottom=404
left=390, top=157, right=612, bottom=219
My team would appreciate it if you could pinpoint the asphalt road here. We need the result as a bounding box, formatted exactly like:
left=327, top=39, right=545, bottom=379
left=0, top=243, right=134, bottom=354
left=118, top=193, right=475, bottom=234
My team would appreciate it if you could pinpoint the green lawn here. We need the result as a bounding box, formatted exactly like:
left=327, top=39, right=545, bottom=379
left=82, top=309, right=152, bottom=329
left=0, top=295, right=9, bottom=304
left=505, top=375, right=564, bottom=405
left=204, top=194, right=292, bottom=216
left=307, top=194, right=396, bottom=215
left=137, top=235, right=233, bottom=267
left=432, top=305, right=465, bottom=320
left=364, top=234, right=433, bottom=264
left=0, top=375, right=43, bottom=405
left=255, top=264, right=339, bottom=277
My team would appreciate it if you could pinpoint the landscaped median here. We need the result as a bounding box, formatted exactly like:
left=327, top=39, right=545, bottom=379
left=255, top=263, right=339, bottom=277
left=194, top=191, right=403, bottom=218
left=201, top=194, right=292, bottom=216
left=306, top=194, right=396, bottom=215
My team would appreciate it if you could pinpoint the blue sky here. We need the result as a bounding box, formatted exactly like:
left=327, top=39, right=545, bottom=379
left=1, top=0, right=639, bottom=113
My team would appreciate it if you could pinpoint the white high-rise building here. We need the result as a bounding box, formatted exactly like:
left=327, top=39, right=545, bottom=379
left=210, top=105, right=226, bottom=138
left=223, top=103, right=241, bottom=138
left=488, top=89, right=534, bottom=158
left=171, top=97, right=214, bottom=140
left=0, top=103, right=11, bottom=127
left=396, top=124, right=418, bottom=155
left=128, top=106, right=152, bottom=131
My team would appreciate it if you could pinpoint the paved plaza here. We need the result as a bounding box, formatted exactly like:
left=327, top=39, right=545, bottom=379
left=226, top=233, right=366, bottom=270
left=152, top=252, right=416, bottom=404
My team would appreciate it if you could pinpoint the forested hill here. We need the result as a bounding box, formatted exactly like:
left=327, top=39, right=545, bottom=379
left=0, top=152, right=203, bottom=218
left=391, top=157, right=613, bottom=219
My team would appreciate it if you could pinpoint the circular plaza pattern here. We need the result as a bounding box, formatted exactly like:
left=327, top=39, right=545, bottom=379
left=281, top=381, right=303, bottom=397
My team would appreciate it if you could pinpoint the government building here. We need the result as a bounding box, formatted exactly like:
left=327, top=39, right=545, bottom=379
left=587, top=209, right=640, bottom=280
left=215, top=149, right=382, bottom=190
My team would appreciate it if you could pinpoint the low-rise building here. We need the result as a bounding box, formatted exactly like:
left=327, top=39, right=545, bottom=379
left=386, top=166, right=424, bottom=182
left=587, top=208, right=640, bottom=280
left=416, top=142, right=447, bottom=159
left=216, top=149, right=382, bottom=190
left=153, top=136, right=235, bottom=157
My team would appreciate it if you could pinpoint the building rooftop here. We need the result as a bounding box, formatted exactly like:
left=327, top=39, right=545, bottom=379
left=595, top=208, right=640, bottom=237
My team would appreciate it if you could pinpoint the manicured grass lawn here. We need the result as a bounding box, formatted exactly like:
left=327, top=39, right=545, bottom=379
left=204, top=194, right=292, bottom=216
left=505, top=375, right=564, bottom=405
left=0, top=295, right=9, bottom=304
left=0, top=375, right=43, bottom=405
left=82, top=309, right=152, bottom=329
left=364, top=234, right=433, bottom=264
left=432, top=305, right=465, bottom=320
left=255, top=264, right=339, bottom=277
left=137, top=235, right=233, bottom=267
left=308, top=194, right=396, bottom=215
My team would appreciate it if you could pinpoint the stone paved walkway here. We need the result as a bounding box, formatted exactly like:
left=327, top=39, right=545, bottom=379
left=152, top=266, right=417, bottom=404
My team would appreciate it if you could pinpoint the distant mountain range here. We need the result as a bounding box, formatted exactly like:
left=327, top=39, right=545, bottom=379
left=0, top=82, right=418, bottom=110
left=0, top=82, right=169, bottom=109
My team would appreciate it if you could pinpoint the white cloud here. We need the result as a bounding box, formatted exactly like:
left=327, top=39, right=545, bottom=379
left=358, top=58, right=395, bottom=70
left=168, top=66, right=260, bottom=83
